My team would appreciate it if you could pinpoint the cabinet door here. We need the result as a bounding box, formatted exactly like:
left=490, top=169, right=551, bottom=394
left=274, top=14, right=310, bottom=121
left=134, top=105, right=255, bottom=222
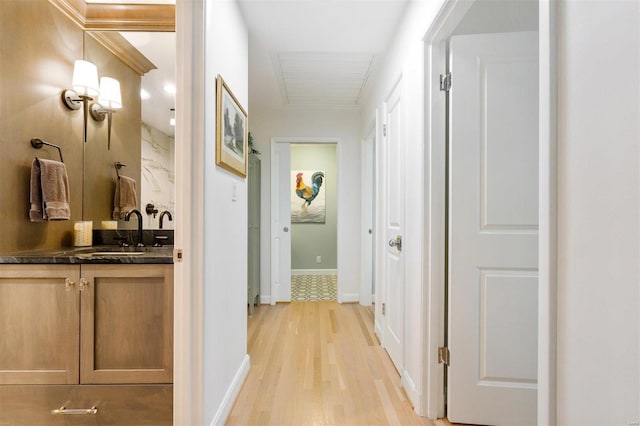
left=0, top=265, right=80, bottom=384
left=80, top=265, right=173, bottom=384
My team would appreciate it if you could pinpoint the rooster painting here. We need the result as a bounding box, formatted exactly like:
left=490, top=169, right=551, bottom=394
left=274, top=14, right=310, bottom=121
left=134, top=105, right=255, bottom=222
left=291, top=170, right=326, bottom=222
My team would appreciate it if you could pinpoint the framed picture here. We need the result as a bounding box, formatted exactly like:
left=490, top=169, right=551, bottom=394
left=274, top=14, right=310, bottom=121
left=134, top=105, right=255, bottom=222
left=291, top=170, right=326, bottom=223
left=216, top=74, right=248, bottom=177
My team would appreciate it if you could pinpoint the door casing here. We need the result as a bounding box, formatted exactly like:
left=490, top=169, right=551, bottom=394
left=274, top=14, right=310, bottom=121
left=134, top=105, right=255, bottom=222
left=270, top=137, right=341, bottom=303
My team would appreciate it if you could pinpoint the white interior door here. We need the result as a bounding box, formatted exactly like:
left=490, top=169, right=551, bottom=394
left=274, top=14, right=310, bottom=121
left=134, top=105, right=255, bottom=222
left=381, top=81, right=405, bottom=372
left=271, top=142, right=291, bottom=303
left=361, top=127, right=375, bottom=305
left=447, top=31, right=539, bottom=425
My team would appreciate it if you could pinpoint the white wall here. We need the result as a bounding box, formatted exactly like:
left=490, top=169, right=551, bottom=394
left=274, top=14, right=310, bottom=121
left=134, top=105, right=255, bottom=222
left=202, top=0, right=250, bottom=424
left=556, top=1, right=640, bottom=424
left=359, top=0, right=446, bottom=412
left=249, top=108, right=362, bottom=303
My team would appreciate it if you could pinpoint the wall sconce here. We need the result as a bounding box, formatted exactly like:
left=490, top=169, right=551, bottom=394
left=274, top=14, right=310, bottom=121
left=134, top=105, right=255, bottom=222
left=90, top=77, right=122, bottom=151
left=61, top=60, right=100, bottom=143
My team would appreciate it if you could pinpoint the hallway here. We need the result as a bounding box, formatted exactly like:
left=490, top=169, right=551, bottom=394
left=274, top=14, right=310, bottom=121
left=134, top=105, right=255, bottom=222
left=227, top=302, right=434, bottom=425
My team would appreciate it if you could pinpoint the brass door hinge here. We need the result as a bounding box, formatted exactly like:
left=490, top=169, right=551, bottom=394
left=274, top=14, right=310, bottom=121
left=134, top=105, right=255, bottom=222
left=438, top=346, right=450, bottom=366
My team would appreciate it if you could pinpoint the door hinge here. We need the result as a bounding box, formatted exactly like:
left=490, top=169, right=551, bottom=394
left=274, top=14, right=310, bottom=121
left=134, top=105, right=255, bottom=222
left=438, top=346, right=450, bottom=366
left=440, top=73, right=451, bottom=92
left=382, top=302, right=386, bottom=316
left=174, top=248, right=183, bottom=263
left=383, top=124, right=387, bottom=137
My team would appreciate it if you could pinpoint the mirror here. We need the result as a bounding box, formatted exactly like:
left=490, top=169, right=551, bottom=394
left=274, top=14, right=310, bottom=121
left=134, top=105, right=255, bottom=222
left=83, top=31, right=175, bottom=230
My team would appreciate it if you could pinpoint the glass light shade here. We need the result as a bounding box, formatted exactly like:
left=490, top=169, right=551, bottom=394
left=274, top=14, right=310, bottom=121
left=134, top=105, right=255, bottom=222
left=97, top=77, right=122, bottom=110
left=71, top=60, right=99, bottom=97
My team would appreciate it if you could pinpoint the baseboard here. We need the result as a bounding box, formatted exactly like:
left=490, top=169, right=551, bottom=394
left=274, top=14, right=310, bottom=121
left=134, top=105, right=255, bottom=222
left=402, top=370, right=422, bottom=416
left=339, top=292, right=359, bottom=303
left=211, top=354, right=250, bottom=426
left=291, top=269, right=338, bottom=276
left=260, top=295, right=271, bottom=304
left=375, top=320, right=384, bottom=343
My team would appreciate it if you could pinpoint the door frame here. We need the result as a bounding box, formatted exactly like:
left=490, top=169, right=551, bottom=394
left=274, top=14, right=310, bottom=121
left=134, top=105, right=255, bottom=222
left=174, top=0, right=204, bottom=424
left=421, top=0, right=557, bottom=422
left=360, top=115, right=378, bottom=306
left=270, top=137, right=341, bottom=303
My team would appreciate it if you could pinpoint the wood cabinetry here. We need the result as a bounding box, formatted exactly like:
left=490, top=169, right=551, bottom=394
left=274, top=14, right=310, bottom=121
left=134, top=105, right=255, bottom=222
left=0, top=264, right=173, bottom=424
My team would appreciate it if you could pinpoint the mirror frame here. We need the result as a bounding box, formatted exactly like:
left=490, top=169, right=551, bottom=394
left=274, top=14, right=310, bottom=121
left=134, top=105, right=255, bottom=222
left=49, top=0, right=175, bottom=32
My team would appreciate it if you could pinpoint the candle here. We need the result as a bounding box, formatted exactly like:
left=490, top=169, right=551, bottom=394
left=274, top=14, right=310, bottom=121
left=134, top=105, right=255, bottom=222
left=73, top=221, right=93, bottom=247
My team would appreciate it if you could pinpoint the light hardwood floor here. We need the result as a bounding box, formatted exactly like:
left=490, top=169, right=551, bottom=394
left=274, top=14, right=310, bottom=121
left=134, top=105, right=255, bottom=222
left=227, top=301, right=441, bottom=426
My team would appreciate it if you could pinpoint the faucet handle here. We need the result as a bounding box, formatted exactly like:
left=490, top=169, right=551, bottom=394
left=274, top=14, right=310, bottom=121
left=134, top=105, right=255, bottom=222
left=113, top=236, right=129, bottom=247
left=153, top=235, right=169, bottom=247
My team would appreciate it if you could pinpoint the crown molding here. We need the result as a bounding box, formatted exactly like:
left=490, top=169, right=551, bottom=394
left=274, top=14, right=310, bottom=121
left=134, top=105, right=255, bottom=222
left=48, top=0, right=175, bottom=32
left=87, top=31, right=157, bottom=76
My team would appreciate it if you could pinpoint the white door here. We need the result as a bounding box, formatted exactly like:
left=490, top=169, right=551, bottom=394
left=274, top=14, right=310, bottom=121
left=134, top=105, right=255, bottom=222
left=361, top=127, right=375, bottom=305
left=448, top=32, right=539, bottom=425
left=271, top=142, right=291, bottom=303
left=381, top=81, right=405, bottom=372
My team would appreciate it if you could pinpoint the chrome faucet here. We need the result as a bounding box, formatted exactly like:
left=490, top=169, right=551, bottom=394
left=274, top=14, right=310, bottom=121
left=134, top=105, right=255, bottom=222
left=124, top=209, right=144, bottom=247
left=159, top=210, right=173, bottom=229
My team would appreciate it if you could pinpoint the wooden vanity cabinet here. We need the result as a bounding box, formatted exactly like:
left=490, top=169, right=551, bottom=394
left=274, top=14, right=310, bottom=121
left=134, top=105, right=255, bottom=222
left=0, top=264, right=173, bottom=425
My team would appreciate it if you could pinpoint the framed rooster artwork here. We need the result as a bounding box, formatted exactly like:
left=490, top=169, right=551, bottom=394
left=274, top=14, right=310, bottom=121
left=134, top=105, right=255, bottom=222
left=291, top=170, right=326, bottom=223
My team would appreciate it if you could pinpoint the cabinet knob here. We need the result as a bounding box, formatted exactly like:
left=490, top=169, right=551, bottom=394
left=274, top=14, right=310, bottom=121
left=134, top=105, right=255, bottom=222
left=79, top=278, right=89, bottom=291
left=65, top=278, right=75, bottom=291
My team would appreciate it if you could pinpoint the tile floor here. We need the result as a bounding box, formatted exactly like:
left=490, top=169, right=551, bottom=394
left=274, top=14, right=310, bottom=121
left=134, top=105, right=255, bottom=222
left=291, top=274, right=337, bottom=301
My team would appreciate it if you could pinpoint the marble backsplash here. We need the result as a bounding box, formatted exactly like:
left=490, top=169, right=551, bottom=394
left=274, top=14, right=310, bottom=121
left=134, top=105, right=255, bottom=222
left=141, top=123, right=175, bottom=229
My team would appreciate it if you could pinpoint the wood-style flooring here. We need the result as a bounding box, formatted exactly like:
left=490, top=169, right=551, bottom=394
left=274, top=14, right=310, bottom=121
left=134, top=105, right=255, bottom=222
left=227, top=301, right=448, bottom=426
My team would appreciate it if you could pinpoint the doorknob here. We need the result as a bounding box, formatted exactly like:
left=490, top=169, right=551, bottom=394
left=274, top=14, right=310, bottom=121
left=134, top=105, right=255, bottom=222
left=388, top=235, right=402, bottom=251
left=283, top=227, right=289, bottom=232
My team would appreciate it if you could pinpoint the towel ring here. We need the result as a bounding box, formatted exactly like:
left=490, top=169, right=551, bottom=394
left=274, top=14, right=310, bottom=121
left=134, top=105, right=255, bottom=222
left=115, top=162, right=126, bottom=179
left=31, top=138, right=63, bottom=163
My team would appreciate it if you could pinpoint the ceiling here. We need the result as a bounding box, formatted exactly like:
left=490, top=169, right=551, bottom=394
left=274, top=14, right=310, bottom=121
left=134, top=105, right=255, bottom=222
left=238, top=0, right=409, bottom=109
left=89, top=0, right=409, bottom=114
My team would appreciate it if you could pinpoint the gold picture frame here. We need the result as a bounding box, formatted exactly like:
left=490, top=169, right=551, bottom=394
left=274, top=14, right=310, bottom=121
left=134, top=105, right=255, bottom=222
left=216, top=74, right=248, bottom=177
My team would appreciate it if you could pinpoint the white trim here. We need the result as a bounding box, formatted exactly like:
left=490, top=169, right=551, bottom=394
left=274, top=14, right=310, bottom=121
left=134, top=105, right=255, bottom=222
left=174, top=1, right=204, bottom=425
left=270, top=137, right=341, bottom=304
left=210, top=355, right=251, bottom=426
left=402, top=371, right=421, bottom=413
left=291, top=269, right=338, bottom=275
left=421, top=0, right=555, bottom=421
left=537, top=1, right=558, bottom=424
left=340, top=293, right=360, bottom=303
left=260, top=295, right=271, bottom=305
left=422, top=1, right=469, bottom=416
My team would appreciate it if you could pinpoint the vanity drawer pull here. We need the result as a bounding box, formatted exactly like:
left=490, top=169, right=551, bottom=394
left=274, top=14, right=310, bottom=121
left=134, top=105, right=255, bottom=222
left=51, top=406, right=98, bottom=415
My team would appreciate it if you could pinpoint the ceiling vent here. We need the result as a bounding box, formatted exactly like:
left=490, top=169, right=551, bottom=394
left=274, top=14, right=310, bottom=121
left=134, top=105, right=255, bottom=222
left=273, top=52, right=376, bottom=107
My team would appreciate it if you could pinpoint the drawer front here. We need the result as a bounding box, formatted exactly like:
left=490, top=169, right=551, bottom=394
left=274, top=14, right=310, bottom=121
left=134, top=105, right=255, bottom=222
left=0, top=384, right=172, bottom=425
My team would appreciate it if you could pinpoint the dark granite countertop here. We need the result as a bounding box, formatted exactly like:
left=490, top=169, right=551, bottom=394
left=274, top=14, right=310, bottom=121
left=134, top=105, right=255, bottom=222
left=0, top=245, right=174, bottom=264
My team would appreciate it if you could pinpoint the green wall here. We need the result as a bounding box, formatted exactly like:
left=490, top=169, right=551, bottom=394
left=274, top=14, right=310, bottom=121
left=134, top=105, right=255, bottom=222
left=291, top=144, right=337, bottom=270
